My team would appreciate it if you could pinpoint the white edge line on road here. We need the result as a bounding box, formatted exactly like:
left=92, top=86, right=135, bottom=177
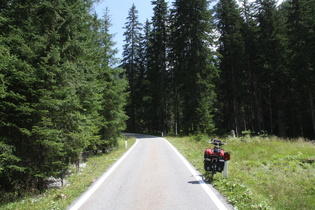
left=68, top=138, right=139, bottom=210
left=163, top=138, right=228, bottom=210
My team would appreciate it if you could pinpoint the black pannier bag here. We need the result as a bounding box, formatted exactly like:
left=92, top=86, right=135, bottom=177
left=204, top=158, right=225, bottom=172
left=204, top=158, right=213, bottom=171
left=216, top=159, right=225, bottom=172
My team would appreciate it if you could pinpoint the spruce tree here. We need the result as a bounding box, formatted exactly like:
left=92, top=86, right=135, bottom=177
left=215, top=0, right=246, bottom=136
left=0, top=0, right=103, bottom=191
left=122, top=4, right=143, bottom=132
left=97, top=9, right=128, bottom=150
left=0, top=0, right=130, bottom=194
left=0, top=0, right=42, bottom=190
left=255, top=0, right=289, bottom=137
left=147, top=0, right=170, bottom=133
left=287, top=0, right=315, bottom=138
left=0, top=13, right=26, bottom=190
left=136, top=20, right=152, bottom=132
left=170, top=0, right=218, bottom=135
left=240, top=0, right=263, bottom=134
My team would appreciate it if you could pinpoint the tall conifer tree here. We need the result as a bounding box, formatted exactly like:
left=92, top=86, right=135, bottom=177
left=287, top=0, right=315, bottom=138
left=97, top=9, right=128, bottom=149
left=170, top=0, right=218, bottom=135
left=240, top=0, right=263, bottom=134
left=255, top=0, right=289, bottom=137
left=215, top=0, right=246, bottom=136
left=147, top=0, right=170, bottom=133
left=136, top=20, right=152, bottom=131
left=122, top=4, right=142, bottom=132
left=0, top=0, right=128, bottom=192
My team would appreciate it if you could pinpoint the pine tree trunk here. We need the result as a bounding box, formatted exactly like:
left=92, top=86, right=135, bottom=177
left=268, top=91, right=273, bottom=135
left=309, top=88, right=315, bottom=138
left=253, top=75, right=262, bottom=132
left=276, top=95, right=286, bottom=137
left=298, top=112, right=304, bottom=136
left=233, top=98, right=241, bottom=137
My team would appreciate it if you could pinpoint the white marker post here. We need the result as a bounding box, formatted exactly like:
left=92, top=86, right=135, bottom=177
left=223, top=161, right=228, bottom=179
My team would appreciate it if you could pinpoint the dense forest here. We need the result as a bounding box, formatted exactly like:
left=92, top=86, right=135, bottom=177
left=122, top=0, right=315, bottom=139
left=0, top=0, right=314, bottom=197
left=0, top=0, right=128, bottom=196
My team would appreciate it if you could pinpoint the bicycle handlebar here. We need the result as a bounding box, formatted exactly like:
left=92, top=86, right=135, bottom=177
left=209, top=142, right=226, bottom=145
left=208, top=139, right=226, bottom=146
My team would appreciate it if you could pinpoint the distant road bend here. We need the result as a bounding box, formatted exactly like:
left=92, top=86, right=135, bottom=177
left=68, top=133, right=232, bottom=210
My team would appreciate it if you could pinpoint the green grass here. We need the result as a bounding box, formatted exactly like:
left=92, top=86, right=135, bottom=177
left=0, top=137, right=136, bottom=210
left=2, top=135, right=315, bottom=210
left=166, top=135, right=315, bottom=210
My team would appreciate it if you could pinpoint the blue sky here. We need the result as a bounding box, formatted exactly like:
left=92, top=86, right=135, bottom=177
left=92, top=0, right=172, bottom=60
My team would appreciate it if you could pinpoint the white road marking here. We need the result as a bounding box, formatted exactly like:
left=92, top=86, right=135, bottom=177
left=164, top=138, right=228, bottom=210
left=68, top=139, right=139, bottom=210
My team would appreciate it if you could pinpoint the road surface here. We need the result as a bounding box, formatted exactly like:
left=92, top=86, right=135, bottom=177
left=68, top=134, right=232, bottom=210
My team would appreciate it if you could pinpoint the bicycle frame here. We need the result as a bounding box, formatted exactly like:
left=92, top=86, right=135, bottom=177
left=204, top=139, right=230, bottom=181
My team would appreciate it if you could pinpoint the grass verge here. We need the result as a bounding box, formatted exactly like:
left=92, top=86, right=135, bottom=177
left=1, top=137, right=136, bottom=210
left=166, top=135, right=315, bottom=209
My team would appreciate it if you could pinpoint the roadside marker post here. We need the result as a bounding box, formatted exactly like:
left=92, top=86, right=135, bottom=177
left=224, top=161, right=228, bottom=179
left=164, top=138, right=229, bottom=210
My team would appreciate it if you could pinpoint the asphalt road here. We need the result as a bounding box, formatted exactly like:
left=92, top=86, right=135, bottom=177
left=68, top=134, right=232, bottom=210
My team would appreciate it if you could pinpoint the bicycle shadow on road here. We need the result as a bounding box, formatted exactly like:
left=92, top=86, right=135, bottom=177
left=188, top=181, right=200, bottom=184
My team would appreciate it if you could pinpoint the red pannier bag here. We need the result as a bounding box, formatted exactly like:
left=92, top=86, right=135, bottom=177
left=204, top=148, right=224, bottom=158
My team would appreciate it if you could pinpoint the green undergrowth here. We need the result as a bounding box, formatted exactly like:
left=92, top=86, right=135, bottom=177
left=166, top=135, right=315, bottom=210
left=1, top=137, right=136, bottom=210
